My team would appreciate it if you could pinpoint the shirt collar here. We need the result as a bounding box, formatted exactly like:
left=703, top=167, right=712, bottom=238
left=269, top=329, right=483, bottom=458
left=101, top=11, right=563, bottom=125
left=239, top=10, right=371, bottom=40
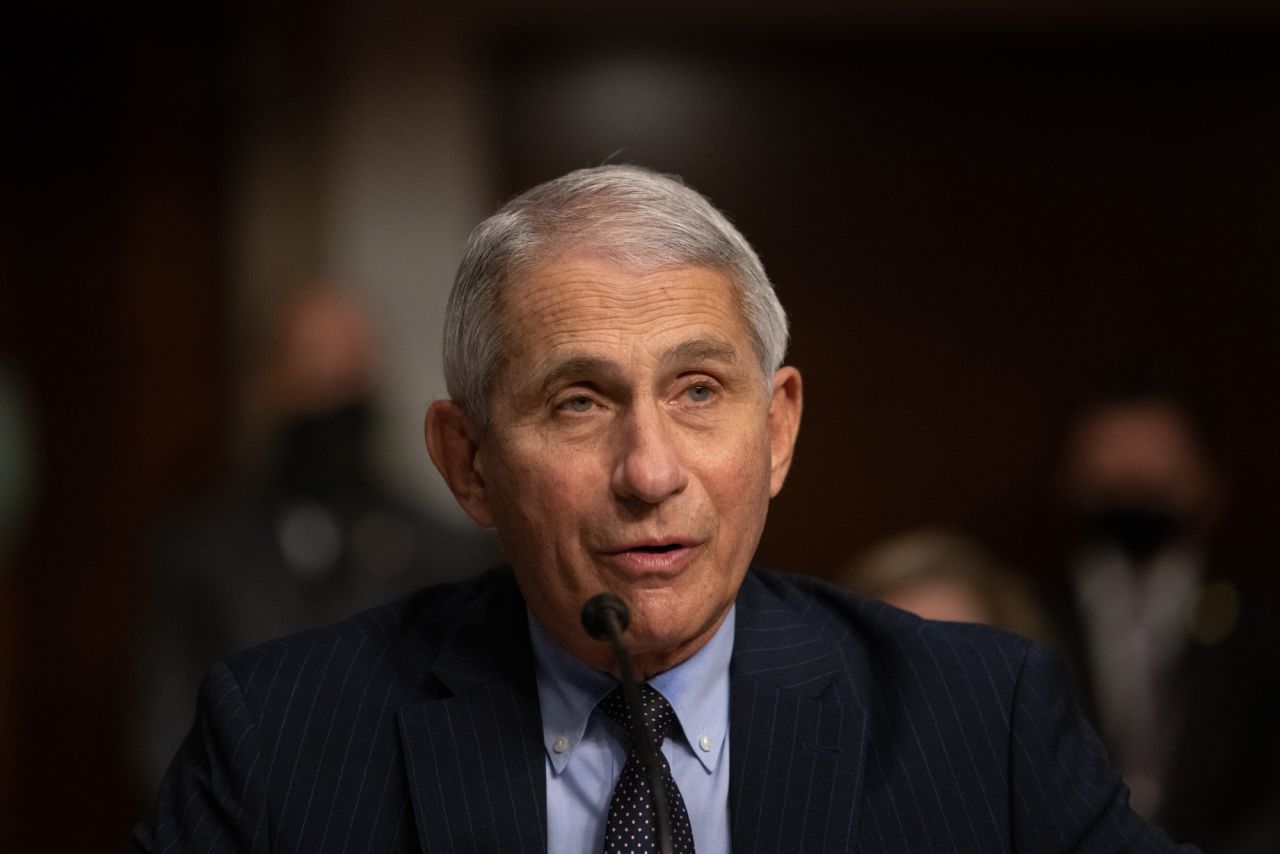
left=528, top=606, right=735, bottom=776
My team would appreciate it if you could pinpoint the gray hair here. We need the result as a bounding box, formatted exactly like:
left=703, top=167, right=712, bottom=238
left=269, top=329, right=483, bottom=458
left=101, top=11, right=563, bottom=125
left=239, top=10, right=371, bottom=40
left=442, top=164, right=789, bottom=427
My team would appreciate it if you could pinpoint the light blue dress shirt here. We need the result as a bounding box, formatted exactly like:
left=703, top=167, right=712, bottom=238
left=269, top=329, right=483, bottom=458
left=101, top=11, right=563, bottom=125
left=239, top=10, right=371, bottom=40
left=529, top=607, right=734, bottom=854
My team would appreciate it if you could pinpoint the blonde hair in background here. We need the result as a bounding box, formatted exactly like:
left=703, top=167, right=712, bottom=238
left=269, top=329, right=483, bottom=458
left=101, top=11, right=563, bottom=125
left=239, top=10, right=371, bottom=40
left=842, top=527, right=1053, bottom=646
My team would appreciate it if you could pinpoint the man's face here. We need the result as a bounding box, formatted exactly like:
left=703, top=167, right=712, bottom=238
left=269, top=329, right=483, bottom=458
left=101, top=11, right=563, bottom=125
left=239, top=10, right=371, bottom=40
left=447, top=255, right=801, bottom=674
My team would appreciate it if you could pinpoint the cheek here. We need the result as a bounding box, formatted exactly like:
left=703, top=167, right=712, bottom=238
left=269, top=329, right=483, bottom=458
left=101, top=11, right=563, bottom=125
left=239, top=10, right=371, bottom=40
left=698, top=429, right=772, bottom=501
left=701, top=434, right=774, bottom=565
left=489, top=447, right=598, bottom=543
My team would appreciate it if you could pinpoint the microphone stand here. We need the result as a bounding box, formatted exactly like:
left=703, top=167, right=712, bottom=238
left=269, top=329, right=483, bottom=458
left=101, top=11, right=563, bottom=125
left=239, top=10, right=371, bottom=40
left=582, top=594, right=674, bottom=854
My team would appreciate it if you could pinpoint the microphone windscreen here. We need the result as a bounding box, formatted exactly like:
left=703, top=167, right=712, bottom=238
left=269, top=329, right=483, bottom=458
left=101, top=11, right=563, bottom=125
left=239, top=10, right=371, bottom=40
left=581, top=592, right=630, bottom=640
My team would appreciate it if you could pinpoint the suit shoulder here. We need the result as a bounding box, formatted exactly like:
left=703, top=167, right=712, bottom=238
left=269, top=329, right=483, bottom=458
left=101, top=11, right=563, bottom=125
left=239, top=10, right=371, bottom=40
left=746, top=567, right=1036, bottom=677
left=221, top=565, right=515, bottom=693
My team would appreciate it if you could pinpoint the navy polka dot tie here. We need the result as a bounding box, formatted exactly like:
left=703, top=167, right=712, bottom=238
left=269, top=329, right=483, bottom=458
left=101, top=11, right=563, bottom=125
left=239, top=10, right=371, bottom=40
left=597, top=683, right=696, bottom=854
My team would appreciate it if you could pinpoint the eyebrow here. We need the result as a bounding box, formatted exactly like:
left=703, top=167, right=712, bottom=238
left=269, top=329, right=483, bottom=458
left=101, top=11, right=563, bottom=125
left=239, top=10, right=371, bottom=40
left=664, top=337, right=737, bottom=367
left=536, top=356, right=619, bottom=397
left=535, top=337, right=739, bottom=396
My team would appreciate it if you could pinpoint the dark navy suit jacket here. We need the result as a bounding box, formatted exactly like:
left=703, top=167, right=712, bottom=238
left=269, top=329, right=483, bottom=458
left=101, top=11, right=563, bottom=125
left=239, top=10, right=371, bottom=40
left=130, top=567, right=1194, bottom=852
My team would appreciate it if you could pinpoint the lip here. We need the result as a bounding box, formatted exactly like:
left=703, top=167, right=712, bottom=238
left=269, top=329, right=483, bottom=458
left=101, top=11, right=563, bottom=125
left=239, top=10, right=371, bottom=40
left=597, top=539, right=703, bottom=579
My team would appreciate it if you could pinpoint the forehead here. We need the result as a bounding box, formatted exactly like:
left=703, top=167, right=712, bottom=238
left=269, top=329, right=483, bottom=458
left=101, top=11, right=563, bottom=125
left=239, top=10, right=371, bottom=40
left=498, top=256, right=751, bottom=364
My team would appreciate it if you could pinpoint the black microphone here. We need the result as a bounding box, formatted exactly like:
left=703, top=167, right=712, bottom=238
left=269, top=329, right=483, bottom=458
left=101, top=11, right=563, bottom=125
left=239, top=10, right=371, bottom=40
left=580, top=593, right=674, bottom=854
left=581, top=591, right=630, bottom=641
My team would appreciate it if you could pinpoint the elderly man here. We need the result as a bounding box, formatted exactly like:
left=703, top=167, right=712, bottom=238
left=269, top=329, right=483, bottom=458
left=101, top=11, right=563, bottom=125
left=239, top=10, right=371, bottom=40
left=131, top=166, right=1193, bottom=853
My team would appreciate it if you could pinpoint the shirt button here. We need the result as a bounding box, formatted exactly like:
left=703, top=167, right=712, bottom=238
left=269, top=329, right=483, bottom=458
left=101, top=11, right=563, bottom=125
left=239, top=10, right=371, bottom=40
left=698, top=734, right=713, bottom=752
left=552, top=736, right=570, bottom=754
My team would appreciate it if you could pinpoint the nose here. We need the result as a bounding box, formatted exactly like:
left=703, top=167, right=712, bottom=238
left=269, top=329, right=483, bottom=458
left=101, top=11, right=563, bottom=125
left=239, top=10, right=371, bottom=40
left=611, top=403, right=688, bottom=505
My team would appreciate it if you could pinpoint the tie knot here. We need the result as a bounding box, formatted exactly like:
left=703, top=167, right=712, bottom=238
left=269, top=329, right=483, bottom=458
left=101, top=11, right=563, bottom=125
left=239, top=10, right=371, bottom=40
left=598, top=683, right=676, bottom=747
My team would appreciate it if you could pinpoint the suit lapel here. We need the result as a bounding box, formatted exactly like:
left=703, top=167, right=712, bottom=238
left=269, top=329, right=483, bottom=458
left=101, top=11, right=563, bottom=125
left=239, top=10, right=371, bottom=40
left=729, top=572, right=869, bottom=853
left=398, top=573, right=547, bottom=854
left=396, top=568, right=871, bottom=852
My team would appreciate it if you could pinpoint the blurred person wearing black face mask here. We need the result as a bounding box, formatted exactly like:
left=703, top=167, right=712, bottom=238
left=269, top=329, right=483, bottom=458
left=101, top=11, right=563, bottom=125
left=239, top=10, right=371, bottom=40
left=133, top=286, right=498, bottom=798
left=1046, top=392, right=1280, bottom=853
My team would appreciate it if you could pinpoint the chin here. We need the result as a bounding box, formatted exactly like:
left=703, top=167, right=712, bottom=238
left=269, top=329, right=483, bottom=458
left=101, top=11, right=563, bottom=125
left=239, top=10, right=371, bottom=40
left=629, top=624, right=689, bottom=655
left=628, top=601, right=721, bottom=656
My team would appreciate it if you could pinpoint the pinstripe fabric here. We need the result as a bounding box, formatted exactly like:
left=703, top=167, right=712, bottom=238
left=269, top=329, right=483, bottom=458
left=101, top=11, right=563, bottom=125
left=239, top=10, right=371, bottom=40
left=727, top=571, right=1195, bottom=853
left=130, top=566, right=1196, bottom=853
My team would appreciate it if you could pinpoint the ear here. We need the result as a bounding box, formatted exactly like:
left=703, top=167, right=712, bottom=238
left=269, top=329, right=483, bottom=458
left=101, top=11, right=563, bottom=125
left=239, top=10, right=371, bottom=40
left=425, top=399, right=495, bottom=527
left=766, top=366, right=803, bottom=497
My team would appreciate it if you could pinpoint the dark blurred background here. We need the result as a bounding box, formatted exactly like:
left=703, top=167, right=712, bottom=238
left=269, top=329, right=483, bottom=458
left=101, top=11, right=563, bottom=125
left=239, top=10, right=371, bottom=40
left=5, top=0, right=1280, bottom=849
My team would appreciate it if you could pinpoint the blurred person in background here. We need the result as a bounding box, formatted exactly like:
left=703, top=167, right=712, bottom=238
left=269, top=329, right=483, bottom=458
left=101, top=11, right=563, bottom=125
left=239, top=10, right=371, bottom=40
left=841, top=526, right=1053, bottom=646
left=1046, top=389, right=1280, bottom=852
left=133, top=284, right=498, bottom=794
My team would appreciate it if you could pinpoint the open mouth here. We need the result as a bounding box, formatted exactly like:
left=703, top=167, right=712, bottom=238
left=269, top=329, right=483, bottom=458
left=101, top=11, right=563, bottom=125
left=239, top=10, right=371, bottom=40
left=630, top=543, right=683, bottom=554
left=600, top=540, right=699, bottom=575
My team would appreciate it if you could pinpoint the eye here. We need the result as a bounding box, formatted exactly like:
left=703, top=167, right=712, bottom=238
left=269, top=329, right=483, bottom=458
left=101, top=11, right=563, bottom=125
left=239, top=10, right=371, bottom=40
left=686, top=384, right=713, bottom=403
left=564, top=395, right=595, bottom=413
